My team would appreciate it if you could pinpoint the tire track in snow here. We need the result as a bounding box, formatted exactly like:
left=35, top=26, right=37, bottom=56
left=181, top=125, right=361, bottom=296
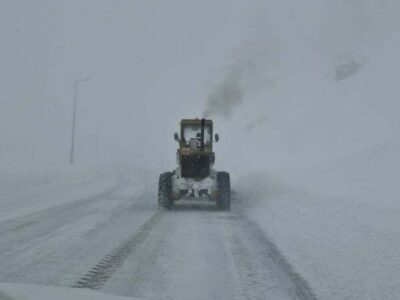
left=0, top=184, right=123, bottom=234
left=230, top=213, right=318, bottom=300
left=72, top=196, right=317, bottom=299
left=72, top=211, right=162, bottom=290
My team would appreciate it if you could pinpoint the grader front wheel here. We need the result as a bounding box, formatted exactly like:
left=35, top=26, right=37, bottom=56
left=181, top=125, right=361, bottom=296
left=216, top=172, right=231, bottom=211
left=158, top=172, right=173, bottom=210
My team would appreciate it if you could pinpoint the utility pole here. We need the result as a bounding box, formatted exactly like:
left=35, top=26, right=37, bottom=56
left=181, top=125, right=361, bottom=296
left=70, top=78, right=90, bottom=164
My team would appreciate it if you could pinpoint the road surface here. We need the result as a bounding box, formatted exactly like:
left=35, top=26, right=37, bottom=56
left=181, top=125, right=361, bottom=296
left=0, top=181, right=316, bottom=300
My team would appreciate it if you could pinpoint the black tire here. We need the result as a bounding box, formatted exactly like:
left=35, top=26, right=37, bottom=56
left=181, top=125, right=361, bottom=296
left=158, top=172, right=173, bottom=210
left=216, top=172, right=231, bottom=211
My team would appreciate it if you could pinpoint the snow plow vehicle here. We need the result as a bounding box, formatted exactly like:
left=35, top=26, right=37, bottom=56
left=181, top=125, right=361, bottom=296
left=158, top=118, right=231, bottom=210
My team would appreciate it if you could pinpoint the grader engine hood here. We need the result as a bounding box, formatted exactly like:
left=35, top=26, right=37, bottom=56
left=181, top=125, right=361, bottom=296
left=180, top=151, right=211, bottom=178
left=176, top=119, right=215, bottom=179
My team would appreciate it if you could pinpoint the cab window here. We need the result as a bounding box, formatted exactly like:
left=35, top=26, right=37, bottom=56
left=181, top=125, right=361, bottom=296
left=182, top=125, right=211, bottom=145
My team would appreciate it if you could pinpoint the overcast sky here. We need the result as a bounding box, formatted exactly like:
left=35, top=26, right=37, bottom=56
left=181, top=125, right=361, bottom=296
left=1, top=0, right=399, bottom=176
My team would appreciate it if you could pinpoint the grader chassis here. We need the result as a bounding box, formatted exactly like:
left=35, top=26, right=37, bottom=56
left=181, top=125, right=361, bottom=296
left=158, top=118, right=231, bottom=210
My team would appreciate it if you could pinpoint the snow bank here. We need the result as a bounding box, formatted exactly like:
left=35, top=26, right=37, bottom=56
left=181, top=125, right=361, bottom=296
left=238, top=135, right=400, bottom=299
left=0, top=283, right=144, bottom=300
left=232, top=7, right=400, bottom=297
left=233, top=28, right=400, bottom=295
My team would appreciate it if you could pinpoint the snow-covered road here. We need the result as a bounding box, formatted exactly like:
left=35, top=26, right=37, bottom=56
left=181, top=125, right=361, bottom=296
left=0, top=179, right=315, bottom=300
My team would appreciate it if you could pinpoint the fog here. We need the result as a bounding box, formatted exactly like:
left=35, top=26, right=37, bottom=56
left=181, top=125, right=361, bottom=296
left=2, top=2, right=400, bottom=299
left=1, top=0, right=399, bottom=177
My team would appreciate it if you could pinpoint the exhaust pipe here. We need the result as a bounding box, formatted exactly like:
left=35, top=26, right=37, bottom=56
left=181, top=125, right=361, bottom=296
left=201, top=118, right=205, bottom=150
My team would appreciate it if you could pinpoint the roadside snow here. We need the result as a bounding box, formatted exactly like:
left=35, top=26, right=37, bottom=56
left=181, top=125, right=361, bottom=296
left=238, top=137, right=400, bottom=300
left=0, top=164, right=142, bottom=222
left=0, top=283, right=145, bottom=300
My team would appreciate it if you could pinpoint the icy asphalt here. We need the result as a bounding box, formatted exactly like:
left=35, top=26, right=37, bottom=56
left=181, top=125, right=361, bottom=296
left=0, top=179, right=316, bottom=300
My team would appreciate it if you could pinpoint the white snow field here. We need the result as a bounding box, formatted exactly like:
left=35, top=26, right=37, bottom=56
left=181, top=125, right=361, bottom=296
left=1, top=138, right=399, bottom=300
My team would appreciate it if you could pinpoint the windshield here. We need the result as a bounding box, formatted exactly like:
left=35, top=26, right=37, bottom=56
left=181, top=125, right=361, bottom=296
left=182, top=124, right=212, bottom=145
